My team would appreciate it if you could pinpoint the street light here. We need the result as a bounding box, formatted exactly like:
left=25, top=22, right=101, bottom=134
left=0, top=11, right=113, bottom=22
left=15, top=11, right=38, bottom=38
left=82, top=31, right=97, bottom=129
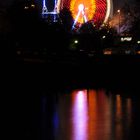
left=117, top=9, right=120, bottom=13
left=117, top=9, right=120, bottom=35
left=74, top=40, right=79, bottom=44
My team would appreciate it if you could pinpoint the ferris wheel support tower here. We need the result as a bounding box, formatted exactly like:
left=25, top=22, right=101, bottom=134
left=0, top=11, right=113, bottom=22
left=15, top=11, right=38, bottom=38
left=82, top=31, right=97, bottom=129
left=42, top=0, right=59, bottom=22
left=42, top=0, right=48, bottom=14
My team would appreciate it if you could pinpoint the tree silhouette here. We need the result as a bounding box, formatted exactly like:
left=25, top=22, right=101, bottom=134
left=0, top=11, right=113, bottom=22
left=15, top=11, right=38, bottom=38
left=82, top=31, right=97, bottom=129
left=59, top=8, right=73, bottom=32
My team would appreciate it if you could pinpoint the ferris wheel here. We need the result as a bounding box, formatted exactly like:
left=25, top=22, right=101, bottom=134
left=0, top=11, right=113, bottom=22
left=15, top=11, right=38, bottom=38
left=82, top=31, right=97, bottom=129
left=59, top=0, right=113, bottom=28
left=41, top=0, right=113, bottom=28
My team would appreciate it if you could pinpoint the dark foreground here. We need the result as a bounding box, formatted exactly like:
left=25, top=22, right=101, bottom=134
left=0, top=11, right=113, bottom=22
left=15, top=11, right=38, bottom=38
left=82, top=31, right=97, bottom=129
left=13, top=54, right=140, bottom=90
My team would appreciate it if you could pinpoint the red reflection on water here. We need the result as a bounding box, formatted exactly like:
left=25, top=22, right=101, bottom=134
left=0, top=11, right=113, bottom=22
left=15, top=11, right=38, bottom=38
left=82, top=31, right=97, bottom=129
left=116, top=95, right=122, bottom=120
left=126, top=98, right=132, bottom=116
left=115, top=95, right=123, bottom=140
left=88, top=90, right=98, bottom=140
left=91, top=90, right=111, bottom=140
left=126, top=98, right=132, bottom=127
left=72, top=90, right=88, bottom=140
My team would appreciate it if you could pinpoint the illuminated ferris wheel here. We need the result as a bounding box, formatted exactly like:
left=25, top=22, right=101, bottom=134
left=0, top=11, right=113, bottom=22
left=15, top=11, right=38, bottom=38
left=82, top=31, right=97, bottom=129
left=59, top=0, right=113, bottom=28
left=41, top=0, right=113, bottom=28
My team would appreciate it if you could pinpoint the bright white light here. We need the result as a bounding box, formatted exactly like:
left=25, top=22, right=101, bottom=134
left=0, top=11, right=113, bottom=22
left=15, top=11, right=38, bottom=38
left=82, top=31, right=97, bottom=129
left=117, top=9, right=120, bottom=13
left=72, top=10, right=81, bottom=29
left=103, top=0, right=111, bottom=24
left=24, top=6, right=29, bottom=10
left=72, top=4, right=87, bottom=30
left=102, top=36, right=106, bottom=39
left=121, top=37, right=132, bottom=42
left=137, top=41, right=140, bottom=44
left=74, top=40, right=78, bottom=44
left=78, top=4, right=84, bottom=11
left=73, top=90, right=88, bottom=140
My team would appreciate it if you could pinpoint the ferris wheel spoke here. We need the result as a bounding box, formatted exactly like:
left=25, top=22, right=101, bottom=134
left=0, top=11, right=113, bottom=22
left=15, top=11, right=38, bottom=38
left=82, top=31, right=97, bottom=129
left=72, top=11, right=81, bottom=29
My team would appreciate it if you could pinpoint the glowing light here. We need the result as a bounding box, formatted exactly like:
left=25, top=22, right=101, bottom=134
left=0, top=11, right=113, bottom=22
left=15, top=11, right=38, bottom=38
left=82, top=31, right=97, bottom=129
left=24, top=6, right=29, bottom=10
left=72, top=4, right=88, bottom=29
left=74, top=40, right=79, bottom=44
left=103, top=50, right=112, bottom=55
left=136, top=51, right=140, bottom=54
left=117, top=9, right=120, bottom=13
left=103, top=0, right=111, bottom=24
left=60, top=0, right=113, bottom=28
left=42, top=0, right=48, bottom=14
left=116, top=95, right=123, bottom=140
left=121, top=37, right=132, bottom=42
left=102, top=35, right=106, bottom=39
left=72, top=90, right=88, bottom=140
left=70, top=0, right=96, bottom=24
left=57, top=0, right=61, bottom=13
left=78, top=4, right=84, bottom=11
left=31, top=4, right=35, bottom=8
left=116, top=95, right=122, bottom=118
left=137, top=41, right=140, bottom=44
left=54, top=0, right=58, bottom=12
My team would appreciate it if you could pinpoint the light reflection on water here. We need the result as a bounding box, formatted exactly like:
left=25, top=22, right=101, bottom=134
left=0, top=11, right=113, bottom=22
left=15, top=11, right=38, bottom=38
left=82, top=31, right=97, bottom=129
left=72, top=90, right=88, bottom=140
left=115, top=95, right=123, bottom=140
left=41, top=89, right=134, bottom=140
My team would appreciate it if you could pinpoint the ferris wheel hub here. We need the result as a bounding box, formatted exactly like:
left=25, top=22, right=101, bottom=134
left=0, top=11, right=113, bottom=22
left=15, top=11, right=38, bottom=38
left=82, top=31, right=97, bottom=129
left=78, top=4, right=84, bottom=11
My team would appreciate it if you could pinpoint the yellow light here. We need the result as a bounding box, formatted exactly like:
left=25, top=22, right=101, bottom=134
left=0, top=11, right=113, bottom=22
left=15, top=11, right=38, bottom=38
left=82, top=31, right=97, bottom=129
left=137, top=41, right=140, bottom=44
left=57, top=0, right=61, bottom=13
left=70, top=0, right=96, bottom=24
left=74, top=40, right=78, bottom=44
left=31, top=4, right=35, bottom=8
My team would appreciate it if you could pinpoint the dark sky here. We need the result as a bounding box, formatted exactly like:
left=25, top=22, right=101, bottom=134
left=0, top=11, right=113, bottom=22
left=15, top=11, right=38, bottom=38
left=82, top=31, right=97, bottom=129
left=0, top=0, right=14, bottom=8
left=113, top=0, right=136, bottom=11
